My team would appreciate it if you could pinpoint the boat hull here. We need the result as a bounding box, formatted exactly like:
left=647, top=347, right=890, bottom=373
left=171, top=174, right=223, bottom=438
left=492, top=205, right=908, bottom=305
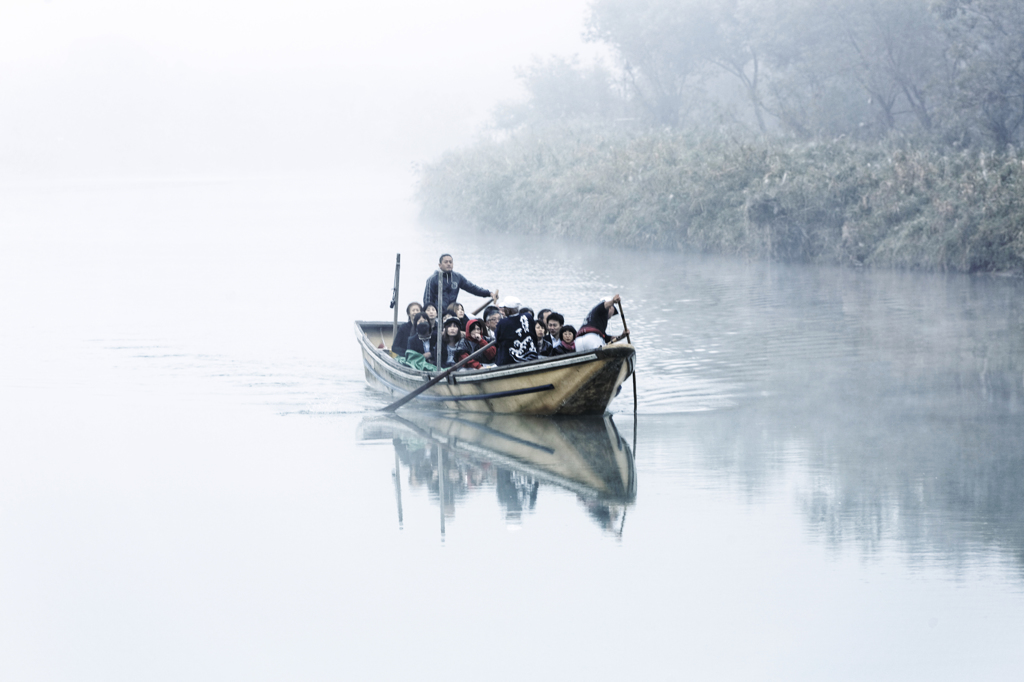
left=356, top=321, right=634, bottom=415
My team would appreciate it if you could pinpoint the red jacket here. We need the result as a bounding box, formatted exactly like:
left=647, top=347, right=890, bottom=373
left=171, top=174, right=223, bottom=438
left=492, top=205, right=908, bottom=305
left=454, top=319, right=496, bottom=368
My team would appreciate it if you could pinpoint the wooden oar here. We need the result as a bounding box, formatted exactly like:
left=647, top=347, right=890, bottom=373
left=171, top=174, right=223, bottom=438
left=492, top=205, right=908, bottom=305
left=382, top=340, right=497, bottom=412
left=615, top=301, right=638, bottom=413
left=471, top=290, right=498, bottom=316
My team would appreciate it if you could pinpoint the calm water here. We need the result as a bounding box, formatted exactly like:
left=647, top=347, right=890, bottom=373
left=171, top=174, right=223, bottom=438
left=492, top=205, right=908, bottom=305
left=1, top=174, right=1022, bottom=680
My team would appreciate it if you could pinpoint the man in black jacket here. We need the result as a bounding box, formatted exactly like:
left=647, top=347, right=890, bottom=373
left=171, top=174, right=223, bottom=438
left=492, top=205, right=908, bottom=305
left=494, top=296, right=538, bottom=365
left=422, top=254, right=495, bottom=312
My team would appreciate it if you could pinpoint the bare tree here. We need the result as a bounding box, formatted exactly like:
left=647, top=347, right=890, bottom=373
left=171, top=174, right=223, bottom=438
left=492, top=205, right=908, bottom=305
left=586, top=0, right=719, bottom=126
left=940, top=0, right=1024, bottom=147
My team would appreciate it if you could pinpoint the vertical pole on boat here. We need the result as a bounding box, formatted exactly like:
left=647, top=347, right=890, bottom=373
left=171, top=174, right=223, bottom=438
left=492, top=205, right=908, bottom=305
left=390, top=254, right=401, bottom=350
left=393, top=448, right=404, bottom=529
left=437, top=443, right=446, bottom=538
left=436, top=269, right=444, bottom=367
left=615, top=301, right=638, bottom=414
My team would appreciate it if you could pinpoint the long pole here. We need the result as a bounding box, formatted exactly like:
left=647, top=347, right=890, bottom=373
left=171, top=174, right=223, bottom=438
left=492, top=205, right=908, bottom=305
left=381, top=340, right=496, bottom=412
left=436, top=269, right=443, bottom=362
left=435, top=270, right=445, bottom=465
left=615, top=301, right=638, bottom=414
left=390, top=254, right=401, bottom=349
left=437, top=443, right=446, bottom=538
left=393, top=448, right=403, bottom=529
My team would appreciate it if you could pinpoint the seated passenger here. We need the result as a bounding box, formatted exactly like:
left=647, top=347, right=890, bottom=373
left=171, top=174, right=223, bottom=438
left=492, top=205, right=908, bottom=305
left=423, top=304, right=438, bottom=324
left=494, top=296, right=538, bottom=365
left=445, top=301, right=467, bottom=322
left=575, top=295, right=622, bottom=352
left=545, top=312, right=564, bottom=348
left=438, top=317, right=464, bottom=368
left=392, top=301, right=421, bottom=357
left=534, top=318, right=553, bottom=356
left=406, top=312, right=438, bottom=362
left=454, top=318, right=497, bottom=368
left=482, top=305, right=502, bottom=341
left=552, top=325, right=577, bottom=355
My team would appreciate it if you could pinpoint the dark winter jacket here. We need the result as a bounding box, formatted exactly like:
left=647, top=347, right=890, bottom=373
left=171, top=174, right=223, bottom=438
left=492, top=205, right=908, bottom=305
left=453, top=319, right=496, bottom=369
left=551, top=325, right=577, bottom=355
left=577, top=301, right=613, bottom=341
left=536, top=335, right=554, bottom=357
left=453, top=337, right=495, bottom=369
left=423, top=270, right=490, bottom=312
left=392, top=321, right=413, bottom=357
left=495, top=312, right=538, bottom=365
left=551, top=341, right=576, bottom=355
left=439, top=339, right=462, bottom=368
left=407, top=331, right=438, bottom=361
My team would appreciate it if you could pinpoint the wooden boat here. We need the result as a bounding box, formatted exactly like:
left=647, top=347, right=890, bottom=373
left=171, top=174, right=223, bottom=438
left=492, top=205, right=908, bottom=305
left=359, top=412, right=636, bottom=532
left=356, top=321, right=635, bottom=415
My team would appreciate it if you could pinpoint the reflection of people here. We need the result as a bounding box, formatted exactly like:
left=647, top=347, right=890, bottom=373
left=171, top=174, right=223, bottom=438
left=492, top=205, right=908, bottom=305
left=423, top=254, right=494, bottom=312
left=392, top=437, right=494, bottom=514
left=496, top=469, right=539, bottom=523
left=584, top=499, right=615, bottom=531
left=393, top=438, right=435, bottom=488
left=376, top=412, right=635, bottom=536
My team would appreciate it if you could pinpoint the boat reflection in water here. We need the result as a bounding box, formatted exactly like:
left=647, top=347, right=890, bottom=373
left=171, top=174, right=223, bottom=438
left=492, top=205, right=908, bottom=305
left=359, top=412, right=637, bottom=536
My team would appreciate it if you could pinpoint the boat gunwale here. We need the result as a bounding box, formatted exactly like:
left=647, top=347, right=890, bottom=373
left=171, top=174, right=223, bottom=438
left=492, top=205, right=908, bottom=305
left=361, top=356, right=558, bottom=402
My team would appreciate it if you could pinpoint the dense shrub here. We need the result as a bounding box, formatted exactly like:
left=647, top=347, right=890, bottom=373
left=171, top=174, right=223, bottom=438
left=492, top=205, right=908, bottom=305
left=418, top=128, right=1024, bottom=273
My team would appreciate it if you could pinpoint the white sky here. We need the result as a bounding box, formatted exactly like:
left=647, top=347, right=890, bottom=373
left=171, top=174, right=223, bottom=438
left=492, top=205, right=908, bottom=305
left=0, top=0, right=605, bottom=176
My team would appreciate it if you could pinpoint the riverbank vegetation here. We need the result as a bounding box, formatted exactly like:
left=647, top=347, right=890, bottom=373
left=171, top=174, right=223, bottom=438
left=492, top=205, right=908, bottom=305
left=418, top=0, right=1024, bottom=272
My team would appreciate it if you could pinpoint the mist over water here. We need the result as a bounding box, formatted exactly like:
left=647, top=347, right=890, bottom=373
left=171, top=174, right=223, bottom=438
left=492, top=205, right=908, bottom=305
left=3, top=1, right=1024, bottom=678
left=2, top=172, right=1023, bottom=679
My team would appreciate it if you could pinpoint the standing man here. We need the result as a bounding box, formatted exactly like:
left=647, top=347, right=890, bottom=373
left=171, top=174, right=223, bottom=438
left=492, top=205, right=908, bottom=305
left=422, top=254, right=495, bottom=313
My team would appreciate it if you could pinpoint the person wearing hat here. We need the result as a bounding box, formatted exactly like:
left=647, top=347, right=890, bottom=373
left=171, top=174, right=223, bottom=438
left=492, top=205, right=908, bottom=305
left=494, top=296, right=538, bottom=365
left=498, top=295, right=522, bottom=317
left=422, top=254, right=495, bottom=313
left=574, top=294, right=622, bottom=352
left=438, top=316, right=465, bottom=368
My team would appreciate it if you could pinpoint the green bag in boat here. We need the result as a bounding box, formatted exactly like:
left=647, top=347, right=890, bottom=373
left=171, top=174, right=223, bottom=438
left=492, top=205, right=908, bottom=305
left=397, top=350, right=437, bottom=372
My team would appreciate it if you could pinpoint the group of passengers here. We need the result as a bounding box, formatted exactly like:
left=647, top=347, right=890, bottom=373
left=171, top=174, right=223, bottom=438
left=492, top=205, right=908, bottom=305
left=390, top=253, right=626, bottom=370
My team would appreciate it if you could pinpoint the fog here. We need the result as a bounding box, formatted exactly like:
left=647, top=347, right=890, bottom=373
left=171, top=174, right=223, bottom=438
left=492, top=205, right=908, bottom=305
left=0, top=0, right=603, bottom=178
left=4, top=4, right=1024, bottom=680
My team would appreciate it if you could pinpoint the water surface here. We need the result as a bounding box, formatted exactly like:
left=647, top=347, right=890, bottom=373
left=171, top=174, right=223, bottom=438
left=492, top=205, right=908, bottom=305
left=1, top=174, right=1022, bottom=680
